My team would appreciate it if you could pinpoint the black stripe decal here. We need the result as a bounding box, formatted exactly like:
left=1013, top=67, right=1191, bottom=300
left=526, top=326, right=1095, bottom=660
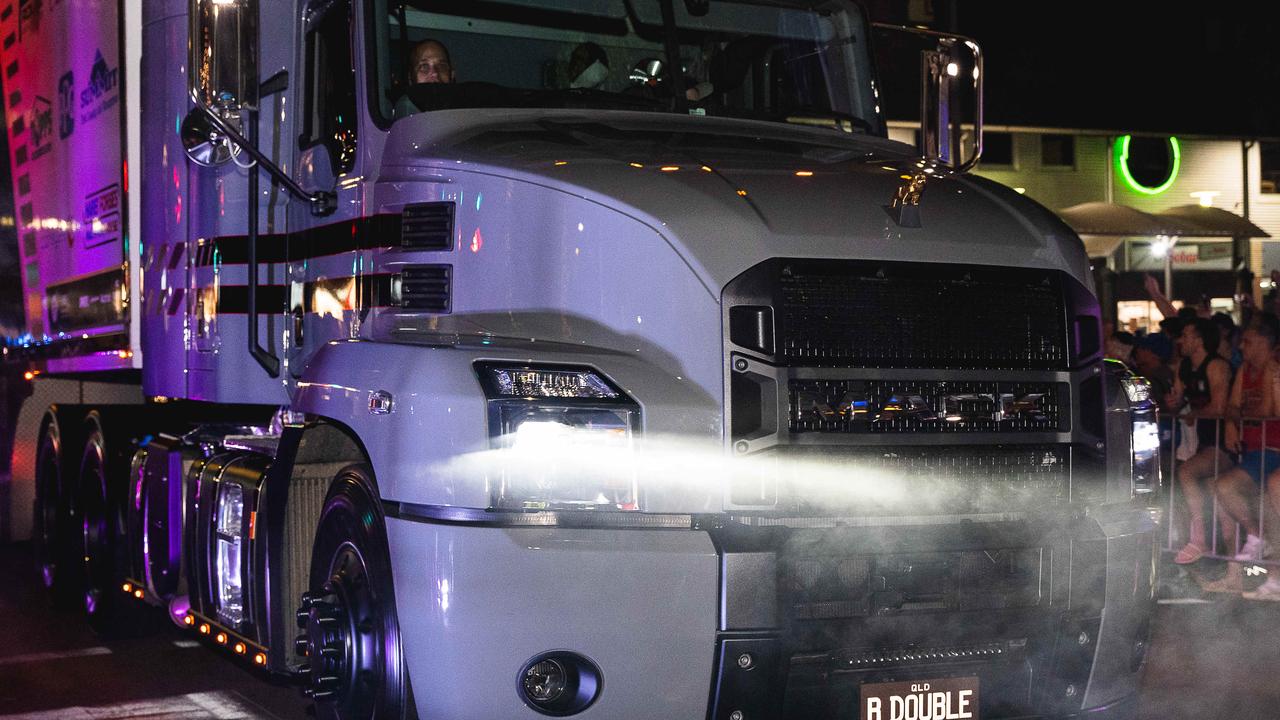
left=215, top=285, right=289, bottom=314
left=213, top=274, right=401, bottom=314
left=195, top=214, right=403, bottom=266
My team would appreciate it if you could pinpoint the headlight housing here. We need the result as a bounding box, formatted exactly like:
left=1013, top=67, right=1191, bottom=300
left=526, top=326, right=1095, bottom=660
left=476, top=363, right=642, bottom=511
left=1121, top=373, right=1161, bottom=496
left=214, top=481, right=245, bottom=626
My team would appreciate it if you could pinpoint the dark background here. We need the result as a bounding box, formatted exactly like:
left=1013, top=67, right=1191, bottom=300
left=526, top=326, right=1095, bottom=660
left=866, top=1, right=1280, bottom=139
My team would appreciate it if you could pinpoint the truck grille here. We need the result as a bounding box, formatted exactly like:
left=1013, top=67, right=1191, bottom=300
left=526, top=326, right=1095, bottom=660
left=789, top=379, right=1066, bottom=434
left=776, top=445, right=1071, bottom=516
left=776, top=261, right=1066, bottom=369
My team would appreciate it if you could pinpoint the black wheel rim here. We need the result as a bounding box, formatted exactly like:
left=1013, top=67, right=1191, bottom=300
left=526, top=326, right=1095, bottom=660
left=35, top=437, right=61, bottom=589
left=81, top=441, right=109, bottom=618
left=301, top=541, right=389, bottom=718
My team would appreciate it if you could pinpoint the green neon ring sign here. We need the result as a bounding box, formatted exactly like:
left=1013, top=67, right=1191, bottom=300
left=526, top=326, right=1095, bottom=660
left=1115, top=135, right=1181, bottom=195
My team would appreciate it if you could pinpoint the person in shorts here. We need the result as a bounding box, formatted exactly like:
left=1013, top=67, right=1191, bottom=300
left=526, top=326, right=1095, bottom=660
left=1214, top=313, right=1280, bottom=562
left=1171, top=318, right=1233, bottom=564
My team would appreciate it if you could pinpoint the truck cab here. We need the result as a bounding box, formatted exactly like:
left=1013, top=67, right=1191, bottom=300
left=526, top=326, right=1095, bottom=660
left=3, top=0, right=1160, bottom=718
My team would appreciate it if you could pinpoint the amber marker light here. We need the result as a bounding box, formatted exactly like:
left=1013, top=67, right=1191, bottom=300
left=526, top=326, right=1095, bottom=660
left=23, top=371, right=34, bottom=381
left=736, top=189, right=748, bottom=197
left=660, top=166, right=680, bottom=172
left=795, top=170, right=814, bottom=177
left=628, top=162, right=644, bottom=168
left=554, top=161, right=568, bottom=166
left=183, top=615, right=195, bottom=626
left=134, top=589, right=144, bottom=599
left=254, top=653, right=268, bottom=666
left=216, top=632, right=228, bottom=645
left=199, top=623, right=211, bottom=635
left=701, top=165, right=713, bottom=173
left=234, top=642, right=246, bottom=655
left=122, top=582, right=132, bottom=593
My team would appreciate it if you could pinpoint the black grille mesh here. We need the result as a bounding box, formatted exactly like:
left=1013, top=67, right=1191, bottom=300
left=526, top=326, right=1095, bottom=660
left=777, top=264, right=1065, bottom=369
left=401, top=202, right=454, bottom=249
left=398, top=265, right=451, bottom=312
left=789, top=379, right=1065, bottom=433
left=777, top=445, right=1070, bottom=516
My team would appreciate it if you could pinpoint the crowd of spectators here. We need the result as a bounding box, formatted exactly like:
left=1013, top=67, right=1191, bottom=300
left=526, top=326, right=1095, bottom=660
left=1108, top=274, right=1280, bottom=600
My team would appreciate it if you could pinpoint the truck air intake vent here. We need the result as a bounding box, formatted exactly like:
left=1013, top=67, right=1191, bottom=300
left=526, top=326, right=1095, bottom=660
left=773, top=444, right=1072, bottom=515
left=789, top=379, right=1067, bottom=434
left=726, top=259, right=1068, bottom=370
left=401, top=202, right=454, bottom=249
left=396, top=265, right=451, bottom=312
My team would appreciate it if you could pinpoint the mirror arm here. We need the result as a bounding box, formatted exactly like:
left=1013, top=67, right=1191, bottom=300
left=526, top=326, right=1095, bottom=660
left=243, top=107, right=281, bottom=378
left=953, top=40, right=983, bottom=173
left=190, top=100, right=336, bottom=216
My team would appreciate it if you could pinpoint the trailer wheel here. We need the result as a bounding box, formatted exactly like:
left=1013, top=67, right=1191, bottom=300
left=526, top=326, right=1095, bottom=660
left=298, top=464, right=414, bottom=720
left=79, top=412, right=146, bottom=636
left=33, top=408, right=83, bottom=607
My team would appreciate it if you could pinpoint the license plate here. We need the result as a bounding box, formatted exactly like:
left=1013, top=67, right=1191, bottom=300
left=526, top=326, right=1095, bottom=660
left=859, top=676, right=980, bottom=720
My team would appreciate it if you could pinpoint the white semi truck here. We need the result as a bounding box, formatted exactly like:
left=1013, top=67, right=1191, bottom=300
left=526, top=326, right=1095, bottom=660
left=1, top=0, right=1162, bottom=718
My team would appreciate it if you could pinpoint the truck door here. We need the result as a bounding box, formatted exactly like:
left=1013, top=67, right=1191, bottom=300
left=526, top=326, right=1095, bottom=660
left=286, top=0, right=364, bottom=379
left=183, top=0, right=294, bottom=404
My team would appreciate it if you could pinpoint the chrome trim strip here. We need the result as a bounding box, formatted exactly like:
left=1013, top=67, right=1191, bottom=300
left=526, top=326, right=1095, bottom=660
left=384, top=501, right=695, bottom=529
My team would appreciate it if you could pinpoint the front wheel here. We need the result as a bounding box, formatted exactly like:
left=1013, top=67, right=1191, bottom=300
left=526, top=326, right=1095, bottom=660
left=297, top=464, right=413, bottom=720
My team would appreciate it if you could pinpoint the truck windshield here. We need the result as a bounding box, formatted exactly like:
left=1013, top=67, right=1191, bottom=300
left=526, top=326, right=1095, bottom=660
left=369, top=0, right=883, bottom=135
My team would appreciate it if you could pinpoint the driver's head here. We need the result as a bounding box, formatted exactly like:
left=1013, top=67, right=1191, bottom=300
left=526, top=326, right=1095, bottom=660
left=412, top=40, right=454, bottom=84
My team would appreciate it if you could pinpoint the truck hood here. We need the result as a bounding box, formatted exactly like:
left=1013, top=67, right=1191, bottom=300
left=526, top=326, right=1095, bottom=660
left=381, top=108, right=1092, bottom=293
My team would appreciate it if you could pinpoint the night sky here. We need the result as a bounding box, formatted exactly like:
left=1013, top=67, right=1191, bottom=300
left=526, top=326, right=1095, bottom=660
left=952, top=3, right=1280, bottom=139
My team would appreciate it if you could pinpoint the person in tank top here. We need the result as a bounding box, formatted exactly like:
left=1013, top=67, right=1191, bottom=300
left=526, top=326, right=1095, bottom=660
left=1213, top=314, right=1280, bottom=563
left=1171, top=317, right=1233, bottom=564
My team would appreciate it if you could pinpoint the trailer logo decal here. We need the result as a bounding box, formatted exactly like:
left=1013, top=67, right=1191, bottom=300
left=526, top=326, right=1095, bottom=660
left=27, top=95, right=52, bottom=161
left=79, top=50, right=118, bottom=123
left=83, top=184, right=120, bottom=248
left=58, top=70, right=74, bottom=139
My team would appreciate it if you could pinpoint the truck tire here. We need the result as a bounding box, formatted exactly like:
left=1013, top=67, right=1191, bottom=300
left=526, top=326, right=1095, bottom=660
left=33, top=406, right=85, bottom=607
left=298, top=464, right=414, bottom=720
left=79, top=411, right=146, bottom=636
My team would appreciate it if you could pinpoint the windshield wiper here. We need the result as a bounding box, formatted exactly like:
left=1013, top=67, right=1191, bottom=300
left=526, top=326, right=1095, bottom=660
left=781, top=108, right=875, bottom=134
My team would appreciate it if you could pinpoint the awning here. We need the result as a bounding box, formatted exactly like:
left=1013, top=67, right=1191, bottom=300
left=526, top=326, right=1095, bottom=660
left=1058, top=202, right=1204, bottom=237
left=1082, top=236, right=1126, bottom=258
left=1155, top=205, right=1270, bottom=238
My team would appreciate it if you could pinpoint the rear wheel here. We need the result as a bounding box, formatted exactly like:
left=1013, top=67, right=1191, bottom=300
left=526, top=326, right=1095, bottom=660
left=33, top=408, right=84, bottom=607
left=79, top=412, right=142, bottom=635
left=297, top=464, right=413, bottom=720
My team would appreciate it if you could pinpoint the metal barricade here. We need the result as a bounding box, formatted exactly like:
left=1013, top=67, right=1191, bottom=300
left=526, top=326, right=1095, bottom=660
left=1160, top=413, right=1280, bottom=563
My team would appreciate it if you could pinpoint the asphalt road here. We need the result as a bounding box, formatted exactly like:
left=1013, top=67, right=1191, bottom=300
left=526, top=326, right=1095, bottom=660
left=0, top=542, right=1277, bottom=720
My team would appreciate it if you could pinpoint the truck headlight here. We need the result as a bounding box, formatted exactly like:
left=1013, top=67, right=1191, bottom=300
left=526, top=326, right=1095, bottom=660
left=214, top=481, right=245, bottom=626
left=476, top=363, right=641, bottom=511
left=1122, top=375, right=1161, bottom=496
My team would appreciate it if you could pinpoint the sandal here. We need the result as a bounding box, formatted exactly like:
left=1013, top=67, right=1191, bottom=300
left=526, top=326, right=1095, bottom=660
left=1175, top=542, right=1206, bottom=564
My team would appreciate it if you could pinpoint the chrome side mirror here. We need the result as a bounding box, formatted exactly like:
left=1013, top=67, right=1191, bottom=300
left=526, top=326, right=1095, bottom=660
left=189, top=0, right=259, bottom=119
left=872, top=24, right=983, bottom=172
left=920, top=36, right=983, bottom=171
left=180, top=108, right=233, bottom=167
